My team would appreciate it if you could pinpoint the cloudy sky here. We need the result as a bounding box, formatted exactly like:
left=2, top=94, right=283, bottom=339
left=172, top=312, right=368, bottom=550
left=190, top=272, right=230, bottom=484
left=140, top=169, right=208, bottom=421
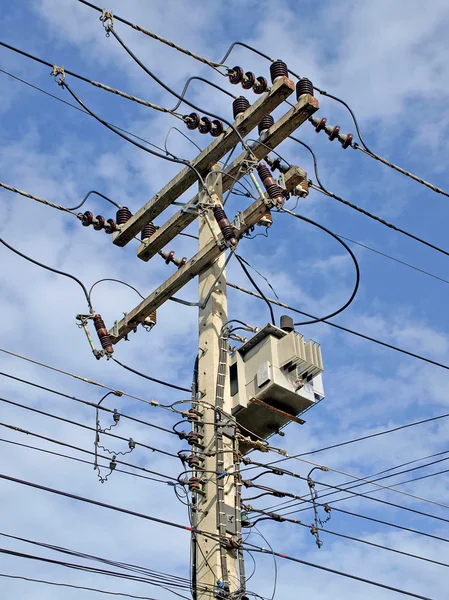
left=1, top=0, right=449, bottom=598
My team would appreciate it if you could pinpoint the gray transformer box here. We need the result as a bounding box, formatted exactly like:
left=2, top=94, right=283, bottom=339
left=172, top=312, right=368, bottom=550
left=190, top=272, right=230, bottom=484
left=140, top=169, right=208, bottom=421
left=230, top=324, right=324, bottom=447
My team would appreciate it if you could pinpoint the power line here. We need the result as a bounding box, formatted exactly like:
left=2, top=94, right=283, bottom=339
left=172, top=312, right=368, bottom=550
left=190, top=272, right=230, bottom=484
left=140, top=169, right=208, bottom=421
left=0, top=370, right=177, bottom=437
left=0, top=180, right=81, bottom=216
left=0, top=421, right=178, bottom=483
left=0, top=397, right=178, bottom=460
left=111, top=357, right=191, bottom=394
left=226, top=281, right=449, bottom=371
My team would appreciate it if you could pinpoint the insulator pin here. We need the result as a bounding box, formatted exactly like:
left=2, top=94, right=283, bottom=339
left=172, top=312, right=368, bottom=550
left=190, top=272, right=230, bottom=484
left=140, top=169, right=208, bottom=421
left=232, top=96, right=250, bottom=119
left=258, top=115, right=274, bottom=135
left=212, top=204, right=236, bottom=245
left=93, top=314, right=114, bottom=354
left=141, top=222, right=157, bottom=241
left=116, top=206, right=132, bottom=225
left=270, top=59, right=288, bottom=83
left=296, top=78, right=314, bottom=99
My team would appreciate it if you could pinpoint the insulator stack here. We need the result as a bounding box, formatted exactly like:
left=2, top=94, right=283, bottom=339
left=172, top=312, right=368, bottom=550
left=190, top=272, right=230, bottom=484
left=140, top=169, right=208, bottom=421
left=186, top=432, right=203, bottom=447
left=232, top=96, right=250, bottom=119
left=184, top=113, right=223, bottom=137
left=270, top=60, right=288, bottom=83
left=116, top=206, right=132, bottom=225
left=82, top=211, right=116, bottom=233
left=143, top=310, right=157, bottom=329
left=266, top=155, right=289, bottom=174
left=253, top=76, right=268, bottom=94
left=296, top=78, right=314, bottom=99
left=228, top=67, right=269, bottom=94
left=258, top=115, right=274, bottom=135
left=188, top=477, right=202, bottom=492
left=186, top=454, right=201, bottom=468
left=93, top=314, right=114, bottom=354
left=113, top=409, right=120, bottom=423
left=160, top=250, right=187, bottom=269
left=212, top=204, right=236, bottom=245
left=309, top=116, right=354, bottom=149
left=257, top=162, right=285, bottom=206
left=141, top=222, right=157, bottom=241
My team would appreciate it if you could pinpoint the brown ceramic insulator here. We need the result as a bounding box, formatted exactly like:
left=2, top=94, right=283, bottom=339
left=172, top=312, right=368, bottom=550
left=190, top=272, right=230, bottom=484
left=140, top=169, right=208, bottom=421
left=228, top=66, right=244, bottom=85
left=258, top=115, right=274, bottom=135
left=149, top=310, right=157, bottom=325
left=93, top=215, right=105, bottom=231
left=314, top=117, right=327, bottom=133
left=186, top=112, right=200, bottom=130
left=186, top=432, right=202, bottom=446
left=165, top=250, right=175, bottom=264
left=212, top=204, right=235, bottom=243
left=93, top=314, right=114, bottom=354
left=116, top=206, right=132, bottom=225
left=270, top=59, right=288, bottom=83
left=198, top=117, right=212, bottom=134
left=82, top=211, right=93, bottom=227
left=296, top=78, right=314, bottom=99
left=186, top=454, right=201, bottom=468
left=188, top=477, right=202, bottom=491
left=341, top=133, right=354, bottom=149
left=210, top=119, right=224, bottom=137
left=266, top=183, right=285, bottom=206
left=328, top=125, right=340, bottom=141
left=141, top=222, right=157, bottom=241
left=177, top=257, right=187, bottom=269
left=257, top=212, right=273, bottom=227
left=241, top=71, right=256, bottom=90
left=253, top=76, right=268, bottom=94
left=104, top=218, right=116, bottom=234
left=232, top=96, right=250, bottom=119
left=257, top=163, right=272, bottom=183
left=187, top=409, right=200, bottom=421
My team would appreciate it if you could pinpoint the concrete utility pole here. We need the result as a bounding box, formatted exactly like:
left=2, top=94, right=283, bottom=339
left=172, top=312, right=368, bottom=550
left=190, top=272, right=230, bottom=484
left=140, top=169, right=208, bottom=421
left=194, top=167, right=241, bottom=598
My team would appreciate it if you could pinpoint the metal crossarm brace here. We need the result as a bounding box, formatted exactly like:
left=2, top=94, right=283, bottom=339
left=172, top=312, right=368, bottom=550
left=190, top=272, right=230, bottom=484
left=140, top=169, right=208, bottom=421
left=112, top=76, right=295, bottom=247
left=108, top=166, right=306, bottom=344
left=137, top=94, right=318, bottom=262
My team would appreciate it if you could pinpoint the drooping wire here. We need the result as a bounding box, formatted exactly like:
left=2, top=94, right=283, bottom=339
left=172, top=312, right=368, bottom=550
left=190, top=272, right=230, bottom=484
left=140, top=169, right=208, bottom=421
left=67, top=189, right=120, bottom=210
left=291, top=137, right=449, bottom=259
left=111, top=357, right=191, bottom=394
left=171, top=75, right=237, bottom=112
left=280, top=208, right=360, bottom=325
left=235, top=254, right=275, bottom=325
left=0, top=237, right=92, bottom=311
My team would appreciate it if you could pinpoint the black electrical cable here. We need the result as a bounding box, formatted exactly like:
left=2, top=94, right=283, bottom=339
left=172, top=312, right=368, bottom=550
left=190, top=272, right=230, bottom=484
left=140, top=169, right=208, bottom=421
left=280, top=209, right=360, bottom=325
left=171, top=75, right=237, bottom=111
left=0, top=422, right=177, bottom=483
left=88, top=278, right=145, bottom=304
left=235, top=254, right=275, bottom=324
left=0, top=398, right=178, bottom=460
left=291, top=137, right=449, bottom=259
left=0, top=237, right=92, bottom=311
left=0, top=370, right=176, bottom=436
left=107, top=29, right=251, bottom=153
left=61, top=81, right=208, bottom=191
left=296, top=410, right=449, bottom=457
left=245, top=505, right=449, bottom=571
left=227, top=281, right=449, bottom=371
left=0, top=573, right=165, bottom=600
left=111, top=357, right=191, bottom=394
left=68, top=189, right=120, bottom=210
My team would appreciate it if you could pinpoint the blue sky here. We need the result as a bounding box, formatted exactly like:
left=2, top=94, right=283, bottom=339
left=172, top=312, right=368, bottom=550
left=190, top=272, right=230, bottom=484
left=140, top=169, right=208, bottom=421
left=1, top=0, right=449, bottom=598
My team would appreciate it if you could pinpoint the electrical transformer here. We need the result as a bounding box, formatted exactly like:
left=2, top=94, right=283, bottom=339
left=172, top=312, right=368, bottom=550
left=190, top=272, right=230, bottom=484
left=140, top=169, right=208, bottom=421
left=230, top=321, right=324, bottom=450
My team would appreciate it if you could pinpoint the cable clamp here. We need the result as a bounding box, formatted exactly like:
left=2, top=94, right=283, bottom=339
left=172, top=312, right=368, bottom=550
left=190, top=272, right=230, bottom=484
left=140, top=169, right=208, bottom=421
left=51, top=65, right=65, bottom=86
left=100, top=10, right=114, bottom=36
left=232, top=210, right=245, bottom=232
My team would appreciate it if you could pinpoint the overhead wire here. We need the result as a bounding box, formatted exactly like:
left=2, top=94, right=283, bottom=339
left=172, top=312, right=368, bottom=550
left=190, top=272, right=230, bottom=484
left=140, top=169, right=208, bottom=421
left=111, top=357, right=191, bottom=394
left=235, top=254, right=275, bottom=324
left=0, top=180, right=82, bottom=216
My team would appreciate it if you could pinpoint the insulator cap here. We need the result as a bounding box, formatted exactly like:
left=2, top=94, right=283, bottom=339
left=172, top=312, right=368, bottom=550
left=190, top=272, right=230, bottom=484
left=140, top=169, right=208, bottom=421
left=314, top=117, right=327, bottom=133
left=296, top=78, right=314, bottom=100
left=270, top=59, right=288, bottom=83
left=210, top=119, right=224, bottom=137
left=82, top=211, right=94, bottom=227
left=116, top=206, right=132, bottom=225
left=280, top=315, right=294, bottom=332
left=341, top=133, right=354, bottom=149
left=141, top=222, right=157, bottom=241
left=253, top=76, right=268, bottom=94
left=258, top=115, right=274, bottom=135
left=228, top=66, right=244, bottom=85
left=93, top=215, right=105, bottom=231
left=186, top=112, right=200, bottom=130
left=241, top=71, right=256, bottom=90
left=165, top=250, right=175, bottom=264
left=232, top=96, right=250, bottom=119
left=198, top=117, right=212, bottom=134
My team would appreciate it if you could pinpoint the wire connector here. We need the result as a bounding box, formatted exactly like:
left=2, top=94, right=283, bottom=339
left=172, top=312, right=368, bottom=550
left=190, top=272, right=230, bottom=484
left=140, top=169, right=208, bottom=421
left=51, top=65, right=65, bottom=86
left=100, top=9, right=114, bottom=36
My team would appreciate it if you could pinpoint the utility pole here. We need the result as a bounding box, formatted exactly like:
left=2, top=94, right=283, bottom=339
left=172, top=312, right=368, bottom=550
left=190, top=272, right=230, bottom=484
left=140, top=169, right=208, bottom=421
left=193, top=166, right=241, bottom=598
